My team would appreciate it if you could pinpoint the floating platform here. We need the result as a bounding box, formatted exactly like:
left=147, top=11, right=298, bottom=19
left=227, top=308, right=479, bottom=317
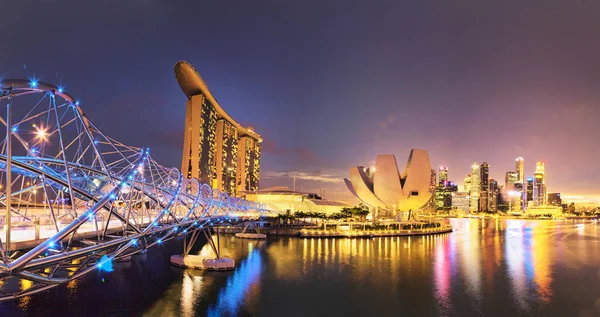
left=170, top=255, right=235, bottom=271
left=235, top=232, right=267, bottom=239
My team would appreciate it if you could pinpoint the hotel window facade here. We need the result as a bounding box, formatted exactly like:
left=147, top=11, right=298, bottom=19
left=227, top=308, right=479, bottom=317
left=177, top=61, right=262, bottom=197
left=237, top=136, right=261, bottom=192
left=216, top=119, right=239, bottom=195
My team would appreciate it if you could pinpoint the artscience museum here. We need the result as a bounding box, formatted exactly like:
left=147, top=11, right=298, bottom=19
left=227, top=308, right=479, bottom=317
left=344, top=149, right=433, bottom=219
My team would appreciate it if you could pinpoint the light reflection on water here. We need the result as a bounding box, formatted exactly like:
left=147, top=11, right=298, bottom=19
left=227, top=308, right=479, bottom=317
left=206, top=249, right=262, bottom=317
left=2, top=219, right=600, bottom=316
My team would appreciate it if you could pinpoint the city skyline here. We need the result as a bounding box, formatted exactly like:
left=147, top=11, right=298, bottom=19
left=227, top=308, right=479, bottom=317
left=1, top=2, right=600, bottom=316
left=1, top=1, right=599, bottom=205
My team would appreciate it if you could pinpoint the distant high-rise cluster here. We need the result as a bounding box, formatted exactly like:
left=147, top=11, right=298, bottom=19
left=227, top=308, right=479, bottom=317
left=433, top=157, right=558, bottom=213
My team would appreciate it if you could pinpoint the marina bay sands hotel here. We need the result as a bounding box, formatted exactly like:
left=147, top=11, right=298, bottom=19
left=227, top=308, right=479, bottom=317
left=174, top=61, right=262, bottom=196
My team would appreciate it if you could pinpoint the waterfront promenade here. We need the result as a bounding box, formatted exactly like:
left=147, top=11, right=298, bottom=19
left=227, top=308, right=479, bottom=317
left=0, top=210, right=154, bottom=250
left=299, top=224, right=453, bottom=238
left=218, top=220, right=453, bottom=238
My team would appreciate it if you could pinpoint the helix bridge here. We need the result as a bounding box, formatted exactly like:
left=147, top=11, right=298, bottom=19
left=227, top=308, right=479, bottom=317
left=0, top=79, right=266, bottom=300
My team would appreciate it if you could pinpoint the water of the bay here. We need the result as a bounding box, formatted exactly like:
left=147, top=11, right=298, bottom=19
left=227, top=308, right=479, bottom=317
left=1, top=218, right=600, bottom=317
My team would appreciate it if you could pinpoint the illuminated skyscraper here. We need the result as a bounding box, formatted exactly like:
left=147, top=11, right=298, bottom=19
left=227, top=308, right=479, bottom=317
left=237, top=135, right=261, bottom=192
left=435, top=167, right=456, bottom=210
left=176, top=61, right=262, bottom=195
left=438, top=166, right=448, bottom=186
left=215, top=119, right=239, bottom=194
left=504, top=171, right=518, bottom=191
left=526, top=177, right=534, bottom=205
left=533, top=174, right=544, bottom=205
left=479, top=162, right=489, bottom=211
left=489, top=179, right=499, bottom=212
left=436, top=181, right=457, bottom=210
left=515, top=157, right=525, bottom=184
left=181, top=92, right=217, bottom=185
left=464, top=174, right=472, bottom=193
left=503, top=171, right=521, bottom=211
left=533, top=161, right=546, bottom=206
left=452, top=192, right=470, bottom=213
left=515, top=157, right=525, bottom=210
left=480, top=162, right=489, bottom=191
left=514, top=182, right=524, bottom=211
left=470, top=163, right=480, bottom=212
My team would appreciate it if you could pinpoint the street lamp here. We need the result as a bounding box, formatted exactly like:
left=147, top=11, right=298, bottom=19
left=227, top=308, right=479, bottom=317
left=36, top=126, right=48, bottom=141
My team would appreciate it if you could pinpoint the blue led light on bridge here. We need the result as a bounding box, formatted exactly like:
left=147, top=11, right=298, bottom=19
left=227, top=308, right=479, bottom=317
left=11, top=126, right=17, bottom=133
left=48, top=241, right=55, bottom=248
left=57, top=86, right=64, bottom=93
left=29, top=78, right=38, bottom=88
left=75, top=100, right=80, bottom=106
left=97, top=255, right=114, bottom=272
left=157, top=239, right=163, bottom=245
left=131, top=239, right=138, bottom=246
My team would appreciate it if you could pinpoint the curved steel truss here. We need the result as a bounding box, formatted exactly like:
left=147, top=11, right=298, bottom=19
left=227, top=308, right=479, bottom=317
left=0, top=79, right=266, bottom=300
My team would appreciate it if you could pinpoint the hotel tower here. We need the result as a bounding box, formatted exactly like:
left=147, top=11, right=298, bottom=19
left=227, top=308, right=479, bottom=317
left=175, top=61, right=262, bottom=196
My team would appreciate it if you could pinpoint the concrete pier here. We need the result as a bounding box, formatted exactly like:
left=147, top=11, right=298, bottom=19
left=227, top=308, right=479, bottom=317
left=235, top=232, right=267, bottom=239
left=170, top=255, right=235, bottom=271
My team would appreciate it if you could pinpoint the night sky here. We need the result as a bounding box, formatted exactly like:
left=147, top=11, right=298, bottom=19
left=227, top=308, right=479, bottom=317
left=1, top=1, right=599, bottom=204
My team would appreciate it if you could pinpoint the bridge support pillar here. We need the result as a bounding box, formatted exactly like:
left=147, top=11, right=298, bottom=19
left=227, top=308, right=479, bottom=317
left=34, top=217, right=40, bottom=241
left=170, top=226, right=235, bottom=271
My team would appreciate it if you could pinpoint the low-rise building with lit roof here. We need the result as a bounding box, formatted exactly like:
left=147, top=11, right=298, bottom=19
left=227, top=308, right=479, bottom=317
left=241, top=186, right=350, bottom=215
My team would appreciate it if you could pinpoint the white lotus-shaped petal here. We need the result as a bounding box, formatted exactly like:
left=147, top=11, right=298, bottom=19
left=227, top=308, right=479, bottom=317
left=344, top=149, right=432, bottom=212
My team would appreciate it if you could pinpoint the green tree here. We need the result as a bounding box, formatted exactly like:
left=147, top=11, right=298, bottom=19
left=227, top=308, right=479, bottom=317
left=340, top=207, right=353, bottom=218
left=351, top=204, right=370, bottom=221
